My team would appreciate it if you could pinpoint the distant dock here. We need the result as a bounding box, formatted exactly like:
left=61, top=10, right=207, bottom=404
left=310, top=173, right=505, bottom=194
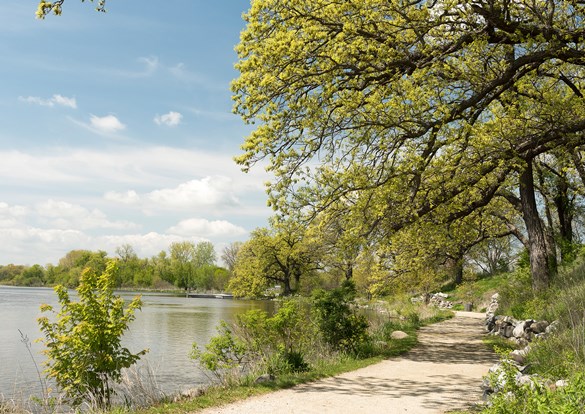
left=187, top=293, right=234, bottom=299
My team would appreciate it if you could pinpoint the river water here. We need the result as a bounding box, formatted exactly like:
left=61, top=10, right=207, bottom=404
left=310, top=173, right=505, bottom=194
left=0, top=286, right=273, bottom=400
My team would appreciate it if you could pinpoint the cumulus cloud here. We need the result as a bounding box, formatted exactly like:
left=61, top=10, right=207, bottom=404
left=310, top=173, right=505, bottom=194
left=89, top=114, right=126, bottom=134
left=0, top=202, right=28, bottom=228
left=154, top=111, right=183, bottom=127
left=19, top=94, right=77, bottom=109
left=0, top=226, right=89, bottom=264
left=36, top=199, right=139, bottom=230
left=146, top=176, right=240, bottom=209
left=168, top=218, right=246, bottom=238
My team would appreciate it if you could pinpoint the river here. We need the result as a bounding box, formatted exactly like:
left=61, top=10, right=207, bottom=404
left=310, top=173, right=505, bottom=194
left=0, top=286, right=273, bottom=400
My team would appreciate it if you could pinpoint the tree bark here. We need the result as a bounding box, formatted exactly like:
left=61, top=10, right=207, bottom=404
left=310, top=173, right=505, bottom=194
left=519, top=161, right=555, bottom=291
left=553, top=173, right=575, bottom=262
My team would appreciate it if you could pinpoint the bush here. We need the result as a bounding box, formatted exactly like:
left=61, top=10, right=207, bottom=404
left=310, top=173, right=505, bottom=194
left=38, top=261, right=147, bottom=408
left=191, top=298, right=314, bottom=381
left=190, top=320, right=250, bottom=383
left=311, top=280, right=370, bottom=355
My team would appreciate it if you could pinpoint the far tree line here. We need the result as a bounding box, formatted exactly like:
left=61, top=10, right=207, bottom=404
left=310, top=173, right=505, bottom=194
left=0, top=241, right=231, bottom=292
left=0, top=221, right=544, bottom=299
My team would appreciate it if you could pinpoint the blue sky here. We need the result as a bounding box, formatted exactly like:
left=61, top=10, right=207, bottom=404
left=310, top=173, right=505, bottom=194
left=0, top=1, right=273, bottom=265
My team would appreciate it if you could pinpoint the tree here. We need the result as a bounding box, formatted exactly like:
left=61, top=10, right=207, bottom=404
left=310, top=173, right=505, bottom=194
left=37, top=260, right=146, bottom=408
left=20, top=264, right=46, bottom=286
left=115, top=244, right=140, bottom=286
left=36, top=0, right=106, bottom=18
left=167, top=241, right=217, bottom=291
left=169, top=241, right=196, bottom=290
left=221, top=241, right=243, bottom=273
left=229, top=218, right=320, bottom=297
left=234, top=0, right=585, bottom=291
left=193, top=241, right=217, bottom=269
left=53, top=250, right=108, bottom=287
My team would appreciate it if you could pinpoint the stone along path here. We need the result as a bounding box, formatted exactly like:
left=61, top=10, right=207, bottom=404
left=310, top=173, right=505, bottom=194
left=197, top=312, right=497, bottom=414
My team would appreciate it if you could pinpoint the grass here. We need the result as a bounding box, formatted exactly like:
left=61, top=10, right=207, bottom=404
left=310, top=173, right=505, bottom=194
left=482, top=335, right=517, bottom=354
left=443, top=272, right=512, bottom=312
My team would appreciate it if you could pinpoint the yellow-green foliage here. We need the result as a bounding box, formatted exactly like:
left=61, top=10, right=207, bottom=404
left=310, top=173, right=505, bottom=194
left=36, top=0, right=106, bottom=19
left=233, top=0, right=585, bottom=293
left=37, top=261, right=147, bottom=408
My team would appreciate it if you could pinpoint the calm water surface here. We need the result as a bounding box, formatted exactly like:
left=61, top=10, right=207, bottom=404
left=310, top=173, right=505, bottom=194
left=0, top=286, right=273, bottom=399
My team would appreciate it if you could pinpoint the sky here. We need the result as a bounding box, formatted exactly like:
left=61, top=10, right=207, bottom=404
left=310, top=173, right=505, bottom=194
left=0, top=1, right=274, bottom=266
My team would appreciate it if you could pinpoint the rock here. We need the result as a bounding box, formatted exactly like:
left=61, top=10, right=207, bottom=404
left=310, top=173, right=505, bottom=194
left=512, top=322, right=526, bottom=338
left=428, top=293, right=453, bottom=309
left=510, top=337, right=530, bottom=348
left=556, top=379, right=569, bottom=388
left=255, top=373, right=275, bottom=384
left=485, top=315, right=496, bottom=332
left=485, top=293, right=500, bottom=317
left=510, top=349, right=528, bottom=365
left=175, top=387, right=204, bottom=401
left=391, top=330, right=409, bottom=340
left=545, top=320, right=560, bottom=334
left=515, top=374, right=533, bottom=387
left=503, top=325, right=514, bottom=338
left=530, top=320, right=549, bottom=334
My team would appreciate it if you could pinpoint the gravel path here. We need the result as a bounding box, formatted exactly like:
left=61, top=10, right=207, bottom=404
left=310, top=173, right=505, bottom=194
left=197, top=311, right=497, bottom=414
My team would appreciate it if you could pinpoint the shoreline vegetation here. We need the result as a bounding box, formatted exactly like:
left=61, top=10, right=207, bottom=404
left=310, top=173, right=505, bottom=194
left=4, top=252, right=585, bottom=414
left=1, top=277, right=453, bottom=414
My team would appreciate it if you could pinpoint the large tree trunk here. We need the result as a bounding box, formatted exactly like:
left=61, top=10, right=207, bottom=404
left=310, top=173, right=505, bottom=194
left=519, top=161, right=556, bottom=291
left=553, top=173, right=575, bottom=262
left=282, top=276, right=292, bottom=296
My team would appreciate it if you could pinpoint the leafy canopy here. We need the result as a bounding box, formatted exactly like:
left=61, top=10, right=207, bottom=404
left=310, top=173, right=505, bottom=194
left=233, top=0, right=585, bottom=289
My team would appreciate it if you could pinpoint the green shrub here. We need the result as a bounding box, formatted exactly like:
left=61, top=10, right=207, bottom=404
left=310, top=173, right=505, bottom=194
left=190, top=321, right=250, bottom=381
left=37, top=261, right=146, bottom=408
left=192, top=298, right=314, bottom=380
left=311, top=280, right=370, bottom=355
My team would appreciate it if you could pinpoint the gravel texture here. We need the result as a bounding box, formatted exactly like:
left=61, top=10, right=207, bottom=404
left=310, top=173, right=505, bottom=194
left=197, top=311, right=496, bottom=414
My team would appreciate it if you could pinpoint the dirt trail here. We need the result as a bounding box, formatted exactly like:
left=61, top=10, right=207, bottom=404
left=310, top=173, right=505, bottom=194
left=197, top=311, right=497, bottom=414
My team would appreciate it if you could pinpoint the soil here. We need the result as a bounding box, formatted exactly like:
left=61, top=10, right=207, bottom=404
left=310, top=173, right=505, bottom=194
left=196, top=311, right=497, bottom=414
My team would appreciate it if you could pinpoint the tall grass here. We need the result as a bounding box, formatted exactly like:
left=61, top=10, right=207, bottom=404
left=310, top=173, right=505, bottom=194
left=481, top=253, right=585, bottom=413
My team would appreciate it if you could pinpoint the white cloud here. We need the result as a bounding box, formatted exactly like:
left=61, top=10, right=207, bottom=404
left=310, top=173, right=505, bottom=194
left=146, top=176, right=240, bottom=209
left=36, top=199, right=139, bottom=230
left=19, top=94, right=77, bottom=109
left=104, top=190, right=141, bottom=204
left=0, top=202, right=28, bottom=228
left=168, top=218, right=246, bottom=238
left=0, top=147, right=272, bottom=263
left=154, top=111, right=183, bottom=127
left=0, top=226, right=90, bottom=265
left=97, top=232, right=204, bottom=259
left=0, top=147, right=271, bottom=195
left=89, top=114, right=126, bottom=134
